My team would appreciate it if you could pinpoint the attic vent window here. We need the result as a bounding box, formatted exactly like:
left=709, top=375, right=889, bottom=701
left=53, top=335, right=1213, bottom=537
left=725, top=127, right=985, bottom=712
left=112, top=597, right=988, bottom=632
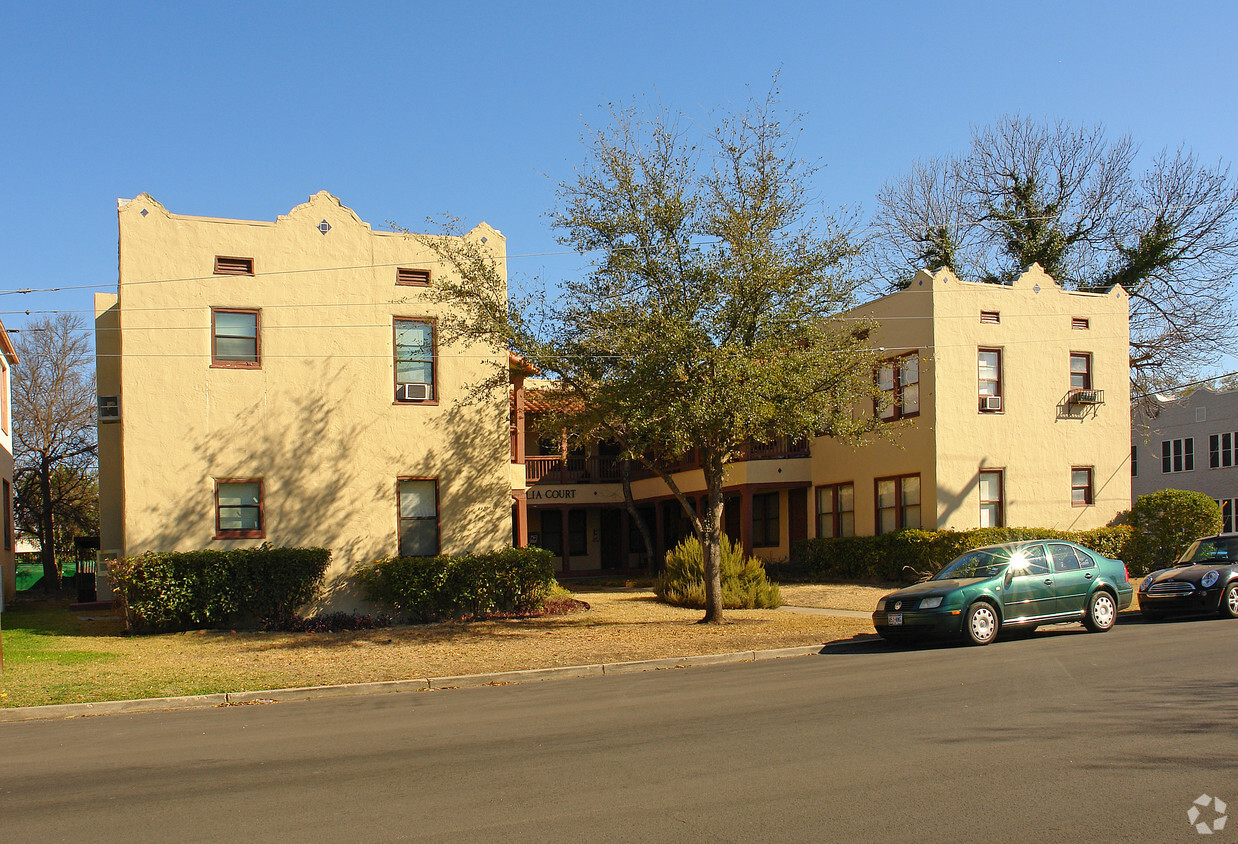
left=397, top=268, right=431, bottom=286
left=318, top=220, right=332, bottom=235
left=980, top=311, right=1000, bottom=324
left=1071, top=317, right=1089, bottom=330
left=214, top=256, right=254, bottom=276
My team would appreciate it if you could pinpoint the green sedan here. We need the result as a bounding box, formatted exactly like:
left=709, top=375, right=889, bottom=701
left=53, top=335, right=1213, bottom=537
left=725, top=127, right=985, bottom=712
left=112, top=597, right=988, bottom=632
left=872, top=540, right=1133, bottom=646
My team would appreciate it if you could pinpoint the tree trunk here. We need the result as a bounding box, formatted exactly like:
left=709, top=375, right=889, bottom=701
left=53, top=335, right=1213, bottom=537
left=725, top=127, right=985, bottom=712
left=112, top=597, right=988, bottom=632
left=620, top=460, right=657, bottom=570
left=699, top=449, right=726, bottom=624
left=38, top=461, right=58, bottom=592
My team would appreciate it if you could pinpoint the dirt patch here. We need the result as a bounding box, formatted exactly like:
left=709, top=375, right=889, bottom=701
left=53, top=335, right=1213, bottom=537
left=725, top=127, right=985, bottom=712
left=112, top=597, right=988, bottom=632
left=779, top=583, right=892, bottom=612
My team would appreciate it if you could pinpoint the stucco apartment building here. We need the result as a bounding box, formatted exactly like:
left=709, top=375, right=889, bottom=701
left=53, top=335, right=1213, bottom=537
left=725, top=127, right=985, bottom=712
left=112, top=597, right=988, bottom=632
left=96, top=192, right=512, bottom=604
left=514, top=265, right=1132, bottom=574
left=0, top=321, right=18, bottom=608
left=1132, top=386, right=1238, bottom=533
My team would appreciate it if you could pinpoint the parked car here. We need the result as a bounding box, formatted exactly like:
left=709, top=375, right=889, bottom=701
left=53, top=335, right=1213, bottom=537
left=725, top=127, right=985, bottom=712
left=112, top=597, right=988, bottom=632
left=1138, top=534, right=1238, bottom=621
left=872, top=540, right=1133, bottom=646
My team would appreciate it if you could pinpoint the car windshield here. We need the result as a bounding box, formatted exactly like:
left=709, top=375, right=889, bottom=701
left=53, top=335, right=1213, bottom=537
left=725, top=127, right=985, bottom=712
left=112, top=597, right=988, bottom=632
left=934, top=548, right=1014, bottom=580
left=1176, top=538, right=1238, bottom=565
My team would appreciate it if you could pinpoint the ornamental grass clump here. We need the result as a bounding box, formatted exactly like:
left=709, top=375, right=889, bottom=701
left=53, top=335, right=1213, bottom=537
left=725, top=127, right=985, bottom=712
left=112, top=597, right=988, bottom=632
left=654, top=536, right=782, bottom=610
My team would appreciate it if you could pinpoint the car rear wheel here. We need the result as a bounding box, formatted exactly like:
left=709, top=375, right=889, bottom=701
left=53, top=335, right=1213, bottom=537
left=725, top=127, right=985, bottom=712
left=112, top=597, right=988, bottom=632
left=1219, top=582, right=1238, bottom=620
left=964, top=602, right=998, bottom=646
left=1084, top=591, right=1117, bottom=632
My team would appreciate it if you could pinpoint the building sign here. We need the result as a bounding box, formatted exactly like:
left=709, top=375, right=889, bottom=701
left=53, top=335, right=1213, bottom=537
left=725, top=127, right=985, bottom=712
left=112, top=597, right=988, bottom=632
left=528, top=488, right=577, bottom=500
left=525, top=485, right=626, bottom=504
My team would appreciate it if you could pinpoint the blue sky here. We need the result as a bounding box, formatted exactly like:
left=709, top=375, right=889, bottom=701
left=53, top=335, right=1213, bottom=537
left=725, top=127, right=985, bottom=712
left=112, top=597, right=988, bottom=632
left=3, top=1, right=1235, bottom=373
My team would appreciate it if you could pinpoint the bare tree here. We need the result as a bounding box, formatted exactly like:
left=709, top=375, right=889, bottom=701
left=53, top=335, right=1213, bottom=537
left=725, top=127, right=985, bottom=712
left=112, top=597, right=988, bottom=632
left=12, top=314, right=97, bottom=590
left=869, top=115, right=1238, bottom=396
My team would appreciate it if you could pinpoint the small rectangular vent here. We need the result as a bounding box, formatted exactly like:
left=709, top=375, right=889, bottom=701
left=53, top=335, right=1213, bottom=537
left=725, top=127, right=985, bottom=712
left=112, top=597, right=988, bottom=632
left=396, top=268, right=431, bottom=286
left=980, top=311, right=1000, bottom=324
left=1071, top=317, right=1089, bottom=330
left=214, top=256, right=254, bottom=276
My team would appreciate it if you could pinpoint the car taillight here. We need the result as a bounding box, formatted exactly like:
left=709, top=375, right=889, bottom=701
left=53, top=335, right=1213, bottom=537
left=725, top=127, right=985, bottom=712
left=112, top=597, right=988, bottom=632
left=1122, top=564, right=1129, bottom=583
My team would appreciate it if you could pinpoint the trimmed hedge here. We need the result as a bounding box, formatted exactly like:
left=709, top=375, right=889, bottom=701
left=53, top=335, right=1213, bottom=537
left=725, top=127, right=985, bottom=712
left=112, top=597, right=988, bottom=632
left=1123, top=489, right=1223, bottom=575
left=357, top=546, right=556, bottom=622
left=780, top=526, right=1134, bottom=583
left=110, top=545, right=331, bottom=633
left=654, top=535, right=783, bottom=609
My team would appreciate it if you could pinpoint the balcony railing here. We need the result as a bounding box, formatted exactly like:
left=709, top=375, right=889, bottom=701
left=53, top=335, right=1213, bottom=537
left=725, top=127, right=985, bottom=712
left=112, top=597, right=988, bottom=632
left=526, top=455, right=621, bottom=484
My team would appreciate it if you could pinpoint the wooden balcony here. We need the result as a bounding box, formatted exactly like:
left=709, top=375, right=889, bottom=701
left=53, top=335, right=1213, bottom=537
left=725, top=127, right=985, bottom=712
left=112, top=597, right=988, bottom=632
left=526, top=455, right=621, bottom=484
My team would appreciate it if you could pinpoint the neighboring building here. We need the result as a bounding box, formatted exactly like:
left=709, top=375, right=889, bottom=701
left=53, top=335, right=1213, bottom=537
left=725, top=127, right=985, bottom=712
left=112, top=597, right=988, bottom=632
left=1132, top=387, right=1238, bottom=533
left=513, top=265, right=1132, bottom=575
left=97, top=192, right=512, bottom=605
left=0, top=320, right=17, bottom=608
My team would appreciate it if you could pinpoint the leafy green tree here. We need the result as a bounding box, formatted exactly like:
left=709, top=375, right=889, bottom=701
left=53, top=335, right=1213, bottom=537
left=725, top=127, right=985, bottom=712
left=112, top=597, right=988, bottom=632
left=868, top=115, right=1238, bottom=397
left=413, top=89, right=883, bottom=622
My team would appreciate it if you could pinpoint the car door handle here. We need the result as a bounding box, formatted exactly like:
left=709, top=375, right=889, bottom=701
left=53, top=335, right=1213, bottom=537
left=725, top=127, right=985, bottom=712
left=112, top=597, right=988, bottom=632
left=1084, top=572, right=1094, bottom=580
left=1044, top=579, right=1054, bottom=585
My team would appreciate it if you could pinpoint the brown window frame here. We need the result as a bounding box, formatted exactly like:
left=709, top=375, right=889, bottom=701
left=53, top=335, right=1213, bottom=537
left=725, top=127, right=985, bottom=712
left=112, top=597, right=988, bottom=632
left=214, top=478, right=265, bottom=539
left=214, top=256, right=254, bottom=276
left=978, top=348, right=1003, bottom=413
left=393, top=317, right=439, bottom=405
left=1070, top=467, right=1093, bottom=507
left=875, top=473, right=922, bottom=535
left=752, top=491, right=781, bottom=548
left=211, top=308, right=261, bottom=369
left=815, top=482, right=855, bottom=539
left=397, top=477, right=440, bottom=557
left=1069, top=352, right=1092, bottom=390
left=979, top=469, right=1004, bottom=528
left=396, top=267, right=431, bottom=287
left=876, top=351, right=920, bottom=421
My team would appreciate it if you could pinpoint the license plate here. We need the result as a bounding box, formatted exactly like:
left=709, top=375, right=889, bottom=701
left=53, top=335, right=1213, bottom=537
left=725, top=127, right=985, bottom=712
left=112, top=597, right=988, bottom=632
left=888, top=613, right=903, bottom=626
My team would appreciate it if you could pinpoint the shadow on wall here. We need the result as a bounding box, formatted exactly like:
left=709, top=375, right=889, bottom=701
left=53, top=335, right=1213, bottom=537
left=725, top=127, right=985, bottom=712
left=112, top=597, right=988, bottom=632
left=133, top=368, right=510, bottom=614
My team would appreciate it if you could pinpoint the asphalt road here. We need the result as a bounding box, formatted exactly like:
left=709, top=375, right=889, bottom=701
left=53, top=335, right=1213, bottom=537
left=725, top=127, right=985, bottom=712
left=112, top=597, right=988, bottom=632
left=2, top=616, right=1235, bottom=843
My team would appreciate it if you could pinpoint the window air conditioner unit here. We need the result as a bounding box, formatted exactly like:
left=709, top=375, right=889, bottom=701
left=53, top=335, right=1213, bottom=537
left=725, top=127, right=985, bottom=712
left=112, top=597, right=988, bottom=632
left=1069, top=389, right=1102, bottom=405
left=399, top=382, right=432, bottom=401
left=980, top=395, right=1002, bottom=412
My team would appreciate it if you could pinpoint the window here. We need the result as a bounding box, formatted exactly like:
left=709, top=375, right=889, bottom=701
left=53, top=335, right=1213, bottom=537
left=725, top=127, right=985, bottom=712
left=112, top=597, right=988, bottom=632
left=539, top=510, right=562, bottom=555
left=1071, top=467, right=1093, bottom=507
left=215, top=480, right=263, bottom=538
left=1220, top=499, right=1236, bottom=534
left=877, top=352, right=919, bottom=420
left=394, top=319, right=435, bottom=402
left=1161, top=438, right=1195, bottom=473
left=211, top=309, right=260, bottom=367
left=568, top=509, right=588, bottom=556
left=875, top=474, right=921, bottom=534
left=752, top=491, right=780, bottom=547
left=1069, top=353, right=1092, bottom=390
left=1050, top=543, right=1094, bottom=572
left=2, top=478, right=10, bottom=552
left=1012, top=544, right=1050, bottom=577
left=980, top=311, right=1000, bottom=324
left=396, top=267, right=431, bottom=286
left=1209, top=433, right=1237, bottom=468
left=979, top=470, right=1003, bottom=528
left=978, top=349, right=1002, bottom=412
left=98, top=395, right=121, bottom=421
left=398, top=479, right=439, bottom=556
left=815, top=483, right=855, bottom=539
left=1071, top=317, right=1089, bottom=330
left=214, top=256, right=254, bottom=276
left=1131, top=445, right=1137, bottom=477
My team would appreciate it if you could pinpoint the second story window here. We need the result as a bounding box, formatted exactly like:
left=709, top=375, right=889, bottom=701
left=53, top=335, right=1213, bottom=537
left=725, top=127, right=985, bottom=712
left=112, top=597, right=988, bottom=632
left=878, top=352, right=919, bottom=420
left=394, top=319, right=435, bottom=402
left=1071, top=467, right=1093, bottom=506
left=978, top=349, right=1002, bottom=413
left=211, top=309, right=260, bottom=368
left=1162, top=438, right=1195, bottom=473
left=1209, top=432, right=1237, bottom=468
left=1069, top=353, right=1092, bottom=391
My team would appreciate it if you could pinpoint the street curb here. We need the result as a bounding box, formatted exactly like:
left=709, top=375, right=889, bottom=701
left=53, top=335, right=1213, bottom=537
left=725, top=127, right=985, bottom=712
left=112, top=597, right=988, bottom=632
left=0, top=643, right=827, bottom=723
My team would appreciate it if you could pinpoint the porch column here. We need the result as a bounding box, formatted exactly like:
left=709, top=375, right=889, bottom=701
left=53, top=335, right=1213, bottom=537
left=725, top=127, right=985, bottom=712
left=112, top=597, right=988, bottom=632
left=512, top=491, right=528, bottom=547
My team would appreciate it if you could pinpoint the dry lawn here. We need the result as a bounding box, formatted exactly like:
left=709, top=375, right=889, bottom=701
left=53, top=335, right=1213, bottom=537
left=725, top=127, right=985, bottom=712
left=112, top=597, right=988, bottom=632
left=0, top=589, right=873, bottom=709
left=779, top=583, right=892, bottom=612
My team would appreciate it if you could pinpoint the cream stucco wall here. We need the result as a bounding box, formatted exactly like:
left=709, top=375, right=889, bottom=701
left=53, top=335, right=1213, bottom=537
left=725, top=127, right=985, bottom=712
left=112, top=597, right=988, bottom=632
left=99, top=192, right=511, bottom=607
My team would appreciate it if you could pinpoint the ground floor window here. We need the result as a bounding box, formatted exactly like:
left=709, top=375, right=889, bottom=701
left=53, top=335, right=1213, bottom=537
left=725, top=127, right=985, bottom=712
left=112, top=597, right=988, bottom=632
left=398, top=478, right=439, bottom=556
left=815, top=483, right=855, bottom=539
left=568, top=509, right=588, bottom=556
left=979, top=470, right=1004, bottom=528
left=215, top=479, right=263, bottom=538
left=1071, top=467, right=1093, bottom=507
left=875, top=474, right=920, bottom=535
left=1220, top=499, right=1236, bottom=534
left=752, top=491, right=780, bottom=547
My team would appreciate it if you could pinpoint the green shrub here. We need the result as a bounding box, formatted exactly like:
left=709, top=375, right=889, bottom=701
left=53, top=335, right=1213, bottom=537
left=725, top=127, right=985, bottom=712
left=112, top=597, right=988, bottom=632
left=357, top=546, right=556, bottom=622
left=1123, top=489, right=1223, bottom=575
left=110, top=545, right=331, bottom=633
left=653, top=535, right=782, bottom=609
left=783, top=525, right=1135, bottom=583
